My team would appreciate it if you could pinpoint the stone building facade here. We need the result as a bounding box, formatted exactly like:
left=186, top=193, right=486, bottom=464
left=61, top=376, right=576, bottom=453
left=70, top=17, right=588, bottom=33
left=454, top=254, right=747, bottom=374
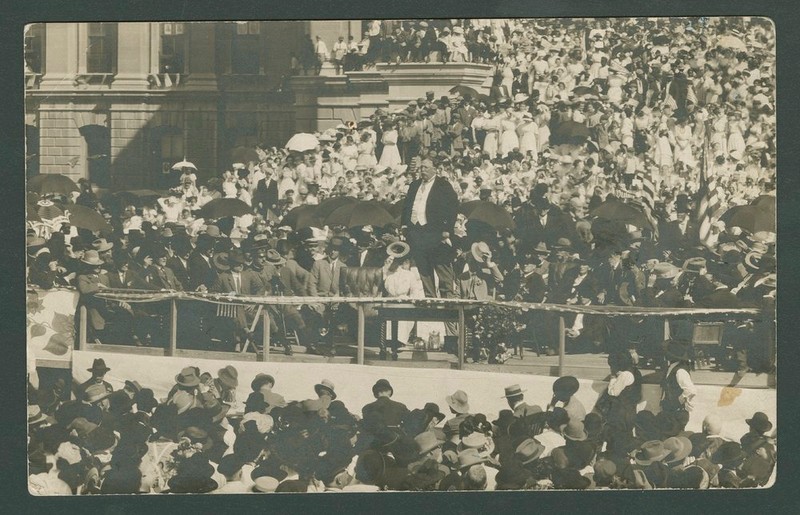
left=25, top=21, right=491, bottom=189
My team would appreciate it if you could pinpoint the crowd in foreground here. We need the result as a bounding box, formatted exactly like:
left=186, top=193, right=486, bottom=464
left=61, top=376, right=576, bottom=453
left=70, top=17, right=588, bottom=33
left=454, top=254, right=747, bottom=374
left=27, top=341, right=776, bottom=494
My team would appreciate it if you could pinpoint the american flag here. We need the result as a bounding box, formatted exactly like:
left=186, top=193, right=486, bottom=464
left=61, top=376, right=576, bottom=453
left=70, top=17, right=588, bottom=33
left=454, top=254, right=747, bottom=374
left=696, top=144, right=725, bottom=248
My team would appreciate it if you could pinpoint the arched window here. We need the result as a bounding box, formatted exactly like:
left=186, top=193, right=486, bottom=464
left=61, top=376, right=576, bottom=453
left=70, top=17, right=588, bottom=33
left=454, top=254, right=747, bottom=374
left=79, top=124, right=111, bottom=188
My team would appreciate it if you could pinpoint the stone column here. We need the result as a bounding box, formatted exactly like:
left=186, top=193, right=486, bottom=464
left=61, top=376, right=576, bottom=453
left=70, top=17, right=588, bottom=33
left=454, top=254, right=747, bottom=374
left=40, top=23, right=79, bottom=90
left=114, top=22, right=151, bottom=90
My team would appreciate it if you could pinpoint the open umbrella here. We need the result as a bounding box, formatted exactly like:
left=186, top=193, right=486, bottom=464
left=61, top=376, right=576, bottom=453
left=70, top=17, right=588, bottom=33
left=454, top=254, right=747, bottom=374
left=590, top=198, right=653, bottom=230
left=652, top=34, right=671, bottom=45
left=387, top=197, right=406, bottom=218
left=65, top=204, right=112, bottom=233
left=571, top=86, right=600, bottom=97
left=113, top=189, right=164, bottom=200
left=281, top=204, right=320, bottom=230
left=313, top=196, right=358, bottom=222
left=197, top=198, right=252, bottom=220
left=459, top=200, right=515, bottom=229
left=27, top=174, right=79, bottom=195
left=551, top=120, right=591, bottom=146
left=717, top=35, right=747, bottom=51
left=171, top=159, right=197, bottom=170
left=37, top=202, right=64, bottom=220
left=324, top=201, right=395, bottom=229
left=26, top=205, right=41, bottom=223
left=750, top=195, right=776, bottom=212
left=285, top=133, right=320, bottom=153
left=449, top=85, right=491, bottom=103
left=231, top=146, right=260, bottom=165
left=722, top=205, right=775, bottom=234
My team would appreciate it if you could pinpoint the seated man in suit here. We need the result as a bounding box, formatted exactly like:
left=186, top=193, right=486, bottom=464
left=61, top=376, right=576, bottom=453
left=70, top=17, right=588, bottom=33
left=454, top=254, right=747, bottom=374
left=211, top=249, right=265, bottom=351
left=303, top=237, right=349, bottom=355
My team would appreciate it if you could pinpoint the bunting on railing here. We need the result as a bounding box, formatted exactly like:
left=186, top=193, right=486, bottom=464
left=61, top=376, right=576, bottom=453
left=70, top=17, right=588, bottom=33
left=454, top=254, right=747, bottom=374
left=91, top=289, right=762, bottom=319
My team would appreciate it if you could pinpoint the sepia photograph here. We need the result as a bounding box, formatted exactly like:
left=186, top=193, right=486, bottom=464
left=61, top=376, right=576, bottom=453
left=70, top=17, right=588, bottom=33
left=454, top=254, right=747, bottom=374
left=24, top=17, right=776, bottom=494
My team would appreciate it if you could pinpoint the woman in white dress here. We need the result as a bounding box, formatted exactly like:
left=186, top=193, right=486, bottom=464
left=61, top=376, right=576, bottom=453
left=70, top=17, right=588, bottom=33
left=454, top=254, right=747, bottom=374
left=357, top=132, right=378, bottom=168
left=673, top=117, right=696, bottom=169
left=378, top=121, right=402, bottom=169
left=517, top=112, right=539, bottom=158
left=339, top=135, right=359, bottom=171
left=381, top=241, right=444, bottom=350
left=727, top=111, right=747, bottom=161
left=536, top=106, right=551, bottom=152
left=482, top=110, right=500, bottom=160
left=606, top=74, right=625, bottom=106
left=499, top=109, right=520, bottom=157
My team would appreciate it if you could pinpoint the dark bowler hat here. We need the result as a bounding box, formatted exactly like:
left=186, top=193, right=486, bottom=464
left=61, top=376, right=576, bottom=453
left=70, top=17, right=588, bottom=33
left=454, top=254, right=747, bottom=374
left=227, top=249, right=246, bottom=266
left=372, top=378, right=394, bottom=398
left=552, top=375, right=580, bottom=399
left=423, top=402, right=445, bottom=422
left=664, top=339, right=692, bottom=362
left=251, top=373, right=276, bottom=391
left=746, top=412, right=773, bottom=433
left=88, top=358, right=111, bottom=374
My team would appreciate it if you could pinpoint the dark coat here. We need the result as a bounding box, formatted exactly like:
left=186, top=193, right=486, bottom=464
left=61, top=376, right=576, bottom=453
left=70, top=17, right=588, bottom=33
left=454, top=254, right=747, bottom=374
left=167, top=256, right=191, bottom=290
left=187, top=251, right=217, bottom=291
left=362, top=396, right=411, bottom=432
left=401, top=176, right=459, bottom=236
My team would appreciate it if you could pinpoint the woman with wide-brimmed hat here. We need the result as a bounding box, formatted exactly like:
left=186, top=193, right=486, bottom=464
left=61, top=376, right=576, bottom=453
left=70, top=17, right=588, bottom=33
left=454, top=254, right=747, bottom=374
left=75, top=249, right=113, bottom=343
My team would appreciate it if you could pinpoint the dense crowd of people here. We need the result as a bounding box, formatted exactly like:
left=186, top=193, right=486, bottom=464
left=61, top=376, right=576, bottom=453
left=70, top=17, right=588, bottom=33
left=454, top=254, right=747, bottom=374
left=27, top=350, right=776, bottom=494
left=26, top=16, right=779, bottom=494
left=27, top=17, right=775, bottom=371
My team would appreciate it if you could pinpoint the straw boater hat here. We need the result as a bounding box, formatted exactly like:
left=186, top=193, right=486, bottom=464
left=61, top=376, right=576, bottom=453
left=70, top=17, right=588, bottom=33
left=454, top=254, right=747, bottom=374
left=470, top=241, right=492, bottom=263
left=386, top=241, right=410, bottom=260
left=457, top=448, right=488, bottom=470
left=502, top=384, right=526, bottom=398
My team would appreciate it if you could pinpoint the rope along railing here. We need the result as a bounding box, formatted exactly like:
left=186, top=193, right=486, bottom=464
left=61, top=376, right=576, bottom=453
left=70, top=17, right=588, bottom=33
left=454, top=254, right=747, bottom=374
left=84, top=289, right=765, bottom=375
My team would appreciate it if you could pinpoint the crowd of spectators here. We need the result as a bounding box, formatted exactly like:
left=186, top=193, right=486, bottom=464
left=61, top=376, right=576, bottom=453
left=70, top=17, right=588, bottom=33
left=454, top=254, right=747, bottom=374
left=28, top=353, right=776, bottom=494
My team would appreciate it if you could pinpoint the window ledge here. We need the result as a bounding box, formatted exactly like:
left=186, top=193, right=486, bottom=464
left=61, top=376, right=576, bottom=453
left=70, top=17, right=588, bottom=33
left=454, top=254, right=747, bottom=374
left=148, top=73, right=184, bottom=89
left=73, top=73, right=115, bottom=87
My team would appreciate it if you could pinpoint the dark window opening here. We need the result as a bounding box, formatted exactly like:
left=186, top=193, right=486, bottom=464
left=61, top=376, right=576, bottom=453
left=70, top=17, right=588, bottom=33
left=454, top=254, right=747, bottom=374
left=87, top=23, right=118, bottom=74
left=79, top=125, right=111, bottom=188
left=25, top=23, right=44, bottom=74
left=159, top=23, right=185, bottom=74
left=231, top=22, right=261, bottom=75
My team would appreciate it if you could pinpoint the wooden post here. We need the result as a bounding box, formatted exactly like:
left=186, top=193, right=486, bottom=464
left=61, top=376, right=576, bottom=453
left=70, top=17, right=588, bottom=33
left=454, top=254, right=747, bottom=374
left=458, top=307, right=466, bottom=370
left=558, top=315, right=566, bottom=377
left=78, top=305, right=87, bottom=350
left=261, top=309, right=270, bottom=362
left=357, top=304, right=365, bottom=365
left=168, top=299, right=178, bottom=357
